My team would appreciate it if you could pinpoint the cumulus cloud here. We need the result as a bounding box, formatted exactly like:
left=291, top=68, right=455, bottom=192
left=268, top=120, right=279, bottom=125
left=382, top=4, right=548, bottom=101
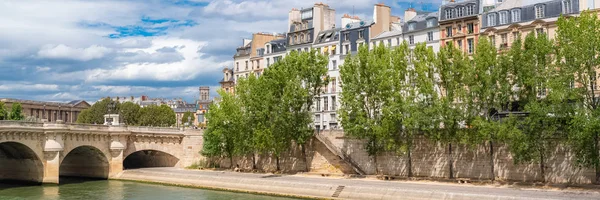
left=0, top=83, right=60, bottom=92
left=37, top=44, right=113, bottom=61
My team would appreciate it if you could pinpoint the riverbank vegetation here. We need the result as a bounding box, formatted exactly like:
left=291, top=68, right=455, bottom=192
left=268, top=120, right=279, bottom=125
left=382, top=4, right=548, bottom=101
left=76, top=98, right=176, bottom=126
left=339, top=11, right=600, bottom=183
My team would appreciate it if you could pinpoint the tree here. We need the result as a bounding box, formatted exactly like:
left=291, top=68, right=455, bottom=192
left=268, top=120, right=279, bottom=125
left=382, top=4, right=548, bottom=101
left=76, top=98, right=116, bottom=124
left=339, top=43, right=395, bottom=174
left=8, top=103, right=24, bottom=120
left=182, top=111, right=196, bottom=126
left=138, top=105, right=176, bottom=127
left=236, top=74, right=266, bottom=170
left=203, top=89, right=243, bottom=168
left=119, top=102, right=141, bottom=125
left=556, top=10, right=600, bottom=184
left=0, top=102, right=7, bottom=120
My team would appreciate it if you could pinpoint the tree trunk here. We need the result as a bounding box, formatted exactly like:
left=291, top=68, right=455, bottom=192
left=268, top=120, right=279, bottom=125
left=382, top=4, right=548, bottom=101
left=595, top=131, right=600, bottom=184
left=301, top=144, right=309, bottom=172
left=448, top=143, right=454, bottom=179
left=229, top=155, right=234, bottom=169
left=252, top=153, right=257, bottom=170
left=407, top=143, right=413, bottom=177
left=540, top=147, right=546, bottom=183
left=276, top=156, right=280, bottom=172
left=489, top=140, right=495, bottom=182
left=373, top=154, right=380, bottom=175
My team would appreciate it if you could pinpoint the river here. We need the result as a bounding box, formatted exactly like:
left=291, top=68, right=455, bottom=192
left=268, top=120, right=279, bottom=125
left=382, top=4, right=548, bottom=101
left=0, top=178, right=300, bottom=200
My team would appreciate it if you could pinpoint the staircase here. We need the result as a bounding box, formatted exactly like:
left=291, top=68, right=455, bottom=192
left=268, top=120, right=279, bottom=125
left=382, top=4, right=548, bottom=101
left=314, top=132, right=366, bottom=175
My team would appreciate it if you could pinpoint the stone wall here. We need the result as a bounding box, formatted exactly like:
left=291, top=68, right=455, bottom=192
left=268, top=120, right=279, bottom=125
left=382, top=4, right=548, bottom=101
left=320, top=130, right=597, bottom=184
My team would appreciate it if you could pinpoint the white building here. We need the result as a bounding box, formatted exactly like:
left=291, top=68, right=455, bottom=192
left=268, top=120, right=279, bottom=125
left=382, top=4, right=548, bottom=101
left=402, top=9, right=440, bottom=52
left=312, top=27, right=343, bottom=130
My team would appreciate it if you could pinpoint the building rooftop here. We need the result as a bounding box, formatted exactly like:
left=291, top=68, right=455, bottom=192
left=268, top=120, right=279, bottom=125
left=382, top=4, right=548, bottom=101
left=267, top=38, right=287, bottom=53
left=0, top=98, right=90, bottom=107
left=372, top=30, right=403, bottom=40
left=314, top=28, right=341, bottom=45
left=489, top=0, right=550, bottom=12
left=342, top=20, right=374, bottom=31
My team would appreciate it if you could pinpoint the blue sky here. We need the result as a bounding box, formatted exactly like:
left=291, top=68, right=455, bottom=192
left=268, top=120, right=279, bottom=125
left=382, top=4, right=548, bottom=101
left=0, top=0, right=440, bottom=103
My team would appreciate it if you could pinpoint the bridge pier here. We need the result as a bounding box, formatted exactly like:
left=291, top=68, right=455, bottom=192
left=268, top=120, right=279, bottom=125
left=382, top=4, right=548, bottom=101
left=42, top=151, right=60, bottom=184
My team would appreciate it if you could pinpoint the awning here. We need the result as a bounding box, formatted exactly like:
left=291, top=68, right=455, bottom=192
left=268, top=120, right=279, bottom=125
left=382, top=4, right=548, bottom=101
left=323, top=46, right=329, bottom=53
left=330, top=45, right=336, bottom=51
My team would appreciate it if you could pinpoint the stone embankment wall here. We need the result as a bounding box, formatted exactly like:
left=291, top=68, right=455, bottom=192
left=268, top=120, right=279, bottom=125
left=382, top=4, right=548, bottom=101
left=320, top=130, right=596, bottom=184
left=195, top=129, right=596, bottom=184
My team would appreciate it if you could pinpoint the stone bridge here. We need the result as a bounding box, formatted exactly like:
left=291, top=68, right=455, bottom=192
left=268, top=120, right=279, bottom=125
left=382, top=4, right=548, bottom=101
left=0, top=121, right=203, bottom=184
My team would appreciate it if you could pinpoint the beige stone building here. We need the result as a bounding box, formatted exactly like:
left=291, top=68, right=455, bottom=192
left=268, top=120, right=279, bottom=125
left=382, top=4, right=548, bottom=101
left=234, top=33, right=284, bottom=82
left=219, top=67, right=235, bottom=94
left=0, top=98, right=90, bottom=123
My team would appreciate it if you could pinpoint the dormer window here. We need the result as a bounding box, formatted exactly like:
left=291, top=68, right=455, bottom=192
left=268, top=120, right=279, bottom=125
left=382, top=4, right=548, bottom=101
left=488, top=13, right=496, bottom=26
left=408, top=22, right=416, bottom=31
left=563, top=0, right=572, bottom=13
left=466, top=4, right=475, bottom=15
left=445, top=9, right=452, bottom=19
left=427, top=18, right=435, bottom=27
left=499, top=11, right=508, bottom=25
left=358, top=30, right=364, bottom=39
left=511, top=9, right=521, bottom=22
left=535, top=4, right=545, bottom=19
left=456, top=7, right=463, bottom=17
left=266, top=45, right=271, bottom=54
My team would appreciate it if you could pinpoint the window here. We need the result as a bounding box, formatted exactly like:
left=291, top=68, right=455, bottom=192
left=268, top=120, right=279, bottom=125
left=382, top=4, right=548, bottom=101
left=344, top=33, right=349, bottom=41
left=304, top=47, right=309, bottom=52
left=409, top=35, right=414, bottom=44
left=236, top=62, right=239, bottom=71
left=501, top=33, right=508, bottom=48
left=457, top=7, right=463, bottom=17
left=331, top=77, right=337, bottom=92
left=488, top=13, right=496, bottom=26
left=251, top=60, right=254, bottom=69
left=245, top=61, right=248, bottom=70
left=446, top=26, right=452, bottom=37
left=457, top=39, right=462, bottom=49
left=408, top=22, right=416, bottom=31
left=345, top=44, right=350, bottom=54
left=489, top=36, right=495, bottom=47
left=316, top=99, right=321, bottom=111
left=563, top=0, right=572, bottom=13
left=267, top=58, right=270, bottom=67
left=466, top=4, right=474, bottom=15
left=536, top=28, right=544, bottom=35
left=499, top=11, right=508, bottom=24
left=467, top=38, right=474, bottom=54
left=324, top=97, right=328, bottom=111
left=445, top=9, right=452, bottom=19
left=358, top=30, right=364, bottom=39
left=535, top=5, right=545, bottom=19
left=294, top=35, right=298, bottom=43
left=314, top=114, right=320, bottom=122
left=427, top=19, right=435, bottom=27
left=331, top=45, right=336, bottom=55
left=512, top=32, right=519, bottom=41
left=427, top=31, right=434, bottom=41
left=388, top=39, right=392, bottom=46
left=331, top=96, right=337, bottom=110
left=511, top=9, right=521, bottom=22
left=330, top=113, right=337, bottom=122
left=266, top=45, right=270, bottom=54
left=467, top=23, right=474, bottom=34
left=257, top=60, right=260, bottom=68
left=332, top=60, right=337, bottom=70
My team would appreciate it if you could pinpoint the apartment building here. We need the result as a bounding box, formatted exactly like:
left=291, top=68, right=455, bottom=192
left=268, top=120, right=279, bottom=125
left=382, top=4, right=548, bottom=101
left=287, top=3, right=336, bottom=53
left=233, top=33, right=283, bottom=82
left=438, top=0, right=482, bottom=54
left=403, top=9, right=441, bottom=52
left=480, top=0, right=579, bottom=51
left=313, top=27, right=342, bottom=130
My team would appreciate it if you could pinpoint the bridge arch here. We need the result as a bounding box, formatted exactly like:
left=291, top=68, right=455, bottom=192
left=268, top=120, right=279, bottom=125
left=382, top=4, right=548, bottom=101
left=0, top=141, right=44, bottom=184
left=123, top=149, right=179, bottom=169
left=60, top=145, right=109, bottom=179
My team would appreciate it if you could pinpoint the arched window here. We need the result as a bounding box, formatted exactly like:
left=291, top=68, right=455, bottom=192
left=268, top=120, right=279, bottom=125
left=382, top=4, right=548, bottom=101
left=300, top=34, right=304, bottom=43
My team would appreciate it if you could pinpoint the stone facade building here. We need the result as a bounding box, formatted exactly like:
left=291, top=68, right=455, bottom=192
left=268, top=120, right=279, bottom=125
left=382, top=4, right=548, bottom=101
left=0, top=98, right=90, bottom=123
left=439, top=0, right=482, bottom=54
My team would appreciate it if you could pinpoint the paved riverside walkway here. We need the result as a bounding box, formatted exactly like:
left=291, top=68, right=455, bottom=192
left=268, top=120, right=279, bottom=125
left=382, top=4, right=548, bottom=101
left=116, top=168, right=600, bottom=200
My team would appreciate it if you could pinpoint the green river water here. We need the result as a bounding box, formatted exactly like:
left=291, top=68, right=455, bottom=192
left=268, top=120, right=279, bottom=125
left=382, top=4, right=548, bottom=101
left=0, top=178, right=300, bottom=200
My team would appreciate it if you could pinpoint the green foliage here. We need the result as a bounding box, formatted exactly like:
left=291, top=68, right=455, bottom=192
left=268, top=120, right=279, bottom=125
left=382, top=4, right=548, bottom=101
left=76, top=98, right=116, bottom=124
left=0, top=102, right=7, bottom=120
left=138, top=105, right=176, bottom=127
left=119, top=102, right=140, bottom=125
left=182, top=111, right=196, bottom=126
left=8, top=103, right=24, bottom=120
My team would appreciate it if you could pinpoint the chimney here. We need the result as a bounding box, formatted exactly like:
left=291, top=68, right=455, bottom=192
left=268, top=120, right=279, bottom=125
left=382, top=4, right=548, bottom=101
left=341, top=14, right=361, bottom=28
left=404, top=8, right=417, bottom=22
left=288, top=8, right=301, bottom=32
left=371, top=3, right=391, bottom=39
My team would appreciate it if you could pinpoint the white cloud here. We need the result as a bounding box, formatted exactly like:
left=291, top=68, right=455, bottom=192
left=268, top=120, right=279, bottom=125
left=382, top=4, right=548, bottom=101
left=35, top=66, right=51, bottom=72
left=37, top=44, right=112, bottom=61
left=0, top=83, right=60, bottom=92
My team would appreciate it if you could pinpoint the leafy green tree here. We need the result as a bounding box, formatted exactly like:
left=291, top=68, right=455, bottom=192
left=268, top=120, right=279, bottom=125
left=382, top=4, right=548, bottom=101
left=203, top=89, right=243, bottom=168
left=433, top=43, right=471, bottom=178
left=556, top=10, right=600, bottom=183
left=76, top=109, right=91, bottom=123
left=0, top=102, right=7, bottom=120
left=182, top=111, right=196, bottom=126
left=236, top=74, right=266, bottom=169
left=119, top=102, right=140, bottom=125
left=339, top=43, right=395, bottom=174
left=138, top=105, right=176, bottom=127
left=76, top=98, right=116, bottom=124
left=8, top=103, right=24, bottom=120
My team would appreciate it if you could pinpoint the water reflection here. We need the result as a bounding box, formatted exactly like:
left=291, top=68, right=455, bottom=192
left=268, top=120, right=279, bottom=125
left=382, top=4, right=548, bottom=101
left=0, top=178, right=299, bottom=200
